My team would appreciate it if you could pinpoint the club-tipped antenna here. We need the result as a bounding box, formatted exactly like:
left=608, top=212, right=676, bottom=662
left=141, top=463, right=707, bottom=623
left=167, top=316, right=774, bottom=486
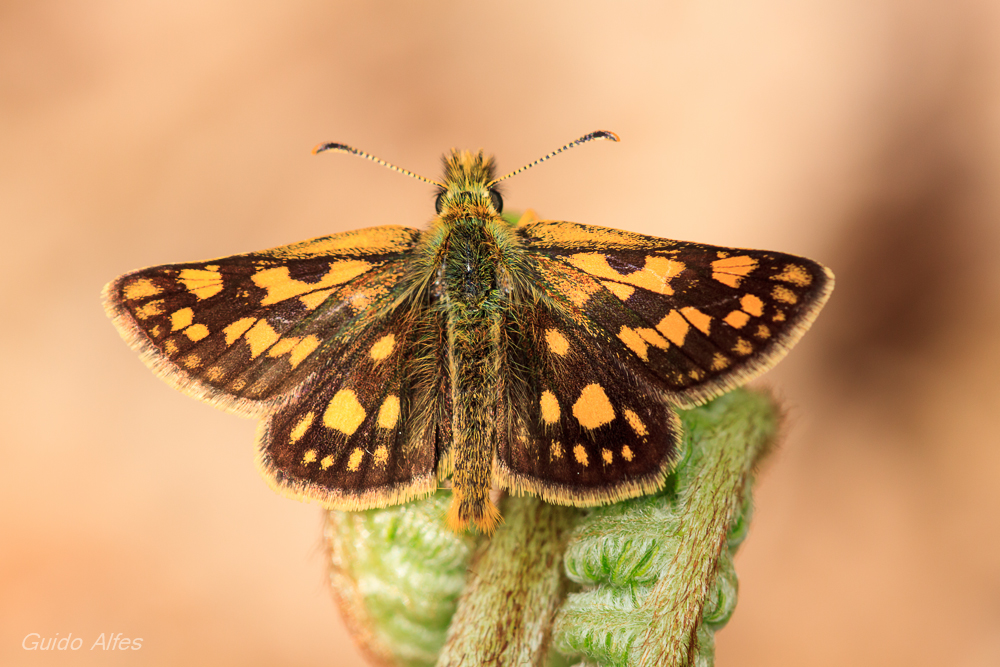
left=313, top=142, right=446, bottom=188
left=486, top=130, right=620, bottom=187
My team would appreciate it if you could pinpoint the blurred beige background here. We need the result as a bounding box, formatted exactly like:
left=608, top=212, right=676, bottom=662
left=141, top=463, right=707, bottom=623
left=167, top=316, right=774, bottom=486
left=2, top=1, right=999, bottom=665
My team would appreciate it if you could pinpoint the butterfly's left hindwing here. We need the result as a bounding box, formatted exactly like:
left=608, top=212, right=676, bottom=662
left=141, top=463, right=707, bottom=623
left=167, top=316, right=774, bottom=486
left=105, top=225, right=452, bottom=510
left=104, top=226, right=421, bottom=417
left=257, top=307, right=444, bottom=510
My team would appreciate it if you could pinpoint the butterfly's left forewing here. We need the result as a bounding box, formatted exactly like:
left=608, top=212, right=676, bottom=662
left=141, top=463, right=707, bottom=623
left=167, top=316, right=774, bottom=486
left=105, top=225, right=449, bottom=509
left=104, top=226, right=421, bottom=417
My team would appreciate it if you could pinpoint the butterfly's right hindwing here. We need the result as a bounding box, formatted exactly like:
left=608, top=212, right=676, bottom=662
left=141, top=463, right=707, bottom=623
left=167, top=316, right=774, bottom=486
left=495, top=304, right=682, bottom=507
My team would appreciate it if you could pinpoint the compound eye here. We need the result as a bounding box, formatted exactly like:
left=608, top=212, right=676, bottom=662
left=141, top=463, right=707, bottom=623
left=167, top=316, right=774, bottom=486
left=489, top=189, right=503, bottom=213
left=435, top=192, right=446, bottom=214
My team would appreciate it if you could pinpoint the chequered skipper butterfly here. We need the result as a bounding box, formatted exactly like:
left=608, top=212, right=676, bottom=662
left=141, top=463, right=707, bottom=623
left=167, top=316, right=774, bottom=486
left=104, top=131, right=833, bottom=533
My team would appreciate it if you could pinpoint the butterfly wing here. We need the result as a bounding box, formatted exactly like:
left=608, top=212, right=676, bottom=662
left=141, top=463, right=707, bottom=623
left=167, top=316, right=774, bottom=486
left=495, top=302, right=682, bottom=506
left=104, top=226, right=421, bottom=417
left=258, top=306, right=450, bottom=510
left=519, top=220, right=834, bottom=405
left=105, top=226, right=448, bottom=509
left=494, top=219, right=833, bottom=505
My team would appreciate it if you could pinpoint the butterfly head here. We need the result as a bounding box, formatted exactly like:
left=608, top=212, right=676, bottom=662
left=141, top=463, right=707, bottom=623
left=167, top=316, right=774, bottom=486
left=435, top=150, right=503, bottom=217
left=313, top=131, right=620, bottom=221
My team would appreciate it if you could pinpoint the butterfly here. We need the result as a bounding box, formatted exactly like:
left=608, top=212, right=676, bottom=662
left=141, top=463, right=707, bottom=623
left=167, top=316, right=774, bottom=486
left=104, top=131, right=833, bottom=534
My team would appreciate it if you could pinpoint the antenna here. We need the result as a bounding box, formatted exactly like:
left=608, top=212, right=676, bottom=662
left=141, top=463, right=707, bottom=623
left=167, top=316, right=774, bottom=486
left=313, top=142, right=446, bottom=188
left=486, top=130, right=620, bottom=187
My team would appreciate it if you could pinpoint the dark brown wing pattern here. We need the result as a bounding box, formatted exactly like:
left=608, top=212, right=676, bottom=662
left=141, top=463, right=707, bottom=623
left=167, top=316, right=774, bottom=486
left=520, top=220, right=833, bottom=406
left=104, top=226, right=448, bottom=510
left=492, top=220, right=832, bottom=505
left=103, top=227, right=421, bottom=416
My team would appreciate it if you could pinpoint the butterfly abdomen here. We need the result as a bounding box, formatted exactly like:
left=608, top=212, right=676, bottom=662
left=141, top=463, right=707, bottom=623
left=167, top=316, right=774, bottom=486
left=440, top=218, right=511, bottom=533
left=445, top=312, right=503, bottom=533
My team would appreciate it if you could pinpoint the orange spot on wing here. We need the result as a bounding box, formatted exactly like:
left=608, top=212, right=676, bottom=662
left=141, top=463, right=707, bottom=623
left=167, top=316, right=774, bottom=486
left=185, top=324, right=209, bottom=341
left=267, top=337, right=300, bottom=357
left=550, top=440, right=564, bottom=460
left=252, top=260, right=371, bottom=306
left=733, top=338, right=753, bottom=356
left=323, top=389, right=366, bottom=435
left=224, top=317, right=256, bottom=346
left=638, top=328, right=669, bottom=349
left=170, top=308, right=194, bottom=332
left=289, top=412, right=315, bottom=444
left=772, top=285, right=798, bottom=304
left=568, top=253, right=685, bottom=295
left=711, top=353, right=730, bottom=370
left=572, top=384, right=615, bottom=430
left=134, top=300, right=164, bottom=320
left=724, top=310, right=750, bottom=329
left=711, top=256, right=758, bottom=288
left=289, top=335, right=320, bottom=368
left=540, top=390, right=561, bottom=424
left=656, top=310, right=690, bottom=347
left=123, top=278, right=161, bottom=300
left=346, top=447, right=364, bottom=472
left=623, top=409, right=648, bottom=437
left=179, top=268, right=223, bottom=300
left=545, top=329, right=570, bottom=356
left=245, top=320, right=280, bottom=358
left=299, top=289, right=332, bottom=310
left=680, top=307, right=712, bottom=335
left=601, top=280, right=635, bottom=301
left=377, top=395, right=400, bottom=428
left=370, top=334, right=396, bottom=361
left=617, top=326, right=649, bottom=361
left=772, top=263, right=813, bottom=287
left=741, top=293, right=764, bottom=317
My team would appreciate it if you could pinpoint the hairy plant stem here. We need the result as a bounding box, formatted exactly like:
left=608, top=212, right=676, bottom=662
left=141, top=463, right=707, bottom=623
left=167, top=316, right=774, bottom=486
left=635, top=389, right=777, bottom=665
left=435, top=498, right=577, bottom=667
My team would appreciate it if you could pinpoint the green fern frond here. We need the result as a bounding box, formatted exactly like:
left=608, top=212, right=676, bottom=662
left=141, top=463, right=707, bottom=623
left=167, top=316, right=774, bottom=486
left=323, top=388, right=778, bottom=667
left=555, top=389, right=775, bottom=666
left=324, top=492, right=480, bottom=666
